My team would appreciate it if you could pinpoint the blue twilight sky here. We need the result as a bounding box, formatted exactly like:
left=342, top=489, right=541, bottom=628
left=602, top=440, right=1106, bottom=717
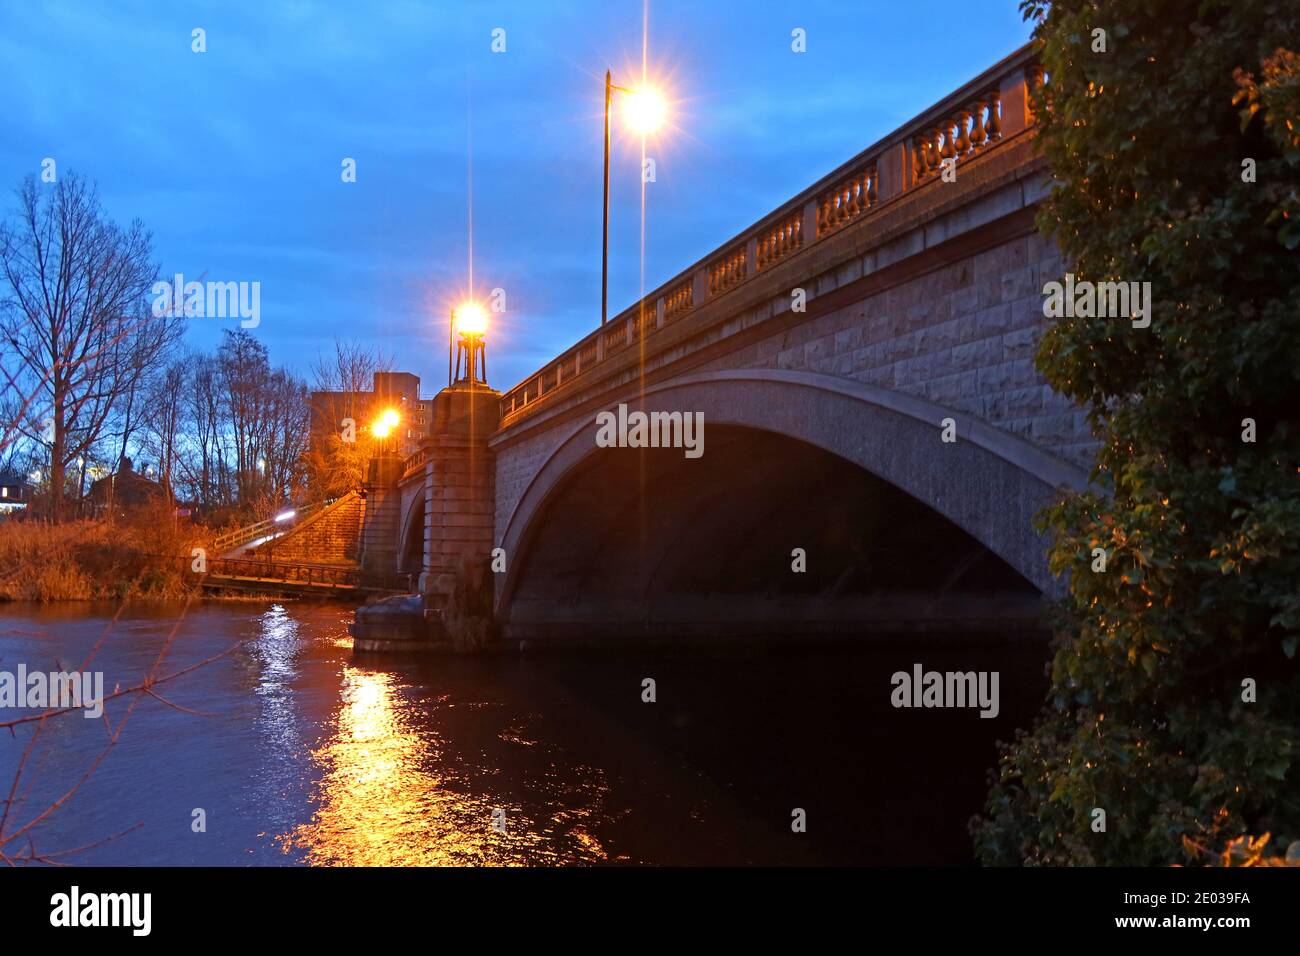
left=0, top=1, right=1032, bottom=394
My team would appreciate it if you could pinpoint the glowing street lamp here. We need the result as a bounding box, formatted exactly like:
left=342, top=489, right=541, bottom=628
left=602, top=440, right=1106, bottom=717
left=372, top=408, right=400, bottom=439
left=448, top=301, right=489, bottom=386
left=454, top=301, right=488, bottom=337
left=602, top=72, right=668, bottom=325
left=620, top=86, right=667, bottom=135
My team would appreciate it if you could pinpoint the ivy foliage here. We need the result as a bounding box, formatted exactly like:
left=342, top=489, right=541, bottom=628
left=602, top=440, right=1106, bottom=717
left=973, top=0, right=1300, bottom=865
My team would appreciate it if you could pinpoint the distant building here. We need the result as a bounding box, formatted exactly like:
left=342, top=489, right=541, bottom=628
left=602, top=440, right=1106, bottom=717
left=0, top=472, right=31, bottom=514
left=88, top=458, right=166, bottom=513
left=309, top=370, right=432, bottom=459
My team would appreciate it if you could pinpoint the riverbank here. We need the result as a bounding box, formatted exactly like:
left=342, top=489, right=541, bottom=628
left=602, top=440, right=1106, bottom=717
left=0, top=506, right=206, bottom=602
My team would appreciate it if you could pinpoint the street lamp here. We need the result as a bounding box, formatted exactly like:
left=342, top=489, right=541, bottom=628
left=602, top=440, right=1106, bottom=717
left=449, top=301, right=489, bottom=386
left=602, top=72, right=667, bottom=325
left=373, top=408, right=400, bottom=439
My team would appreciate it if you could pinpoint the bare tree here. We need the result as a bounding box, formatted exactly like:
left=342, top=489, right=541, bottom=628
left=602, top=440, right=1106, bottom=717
left=184, top=354, right=227, bottom=508
left=263, top=368, right=311, bottom=503
left=138, top=356, right=190, bottom=500
left=216, top=329, right=270, bottom=506
left=0, top=174, right=181, bottom=520
left=310, top=338, right=393, bottom=396
left=305, top=339, right=393, bottom=498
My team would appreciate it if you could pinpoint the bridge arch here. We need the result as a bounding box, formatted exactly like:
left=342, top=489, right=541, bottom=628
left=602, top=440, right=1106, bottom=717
left=397, top=477, right=425, bottom=576
left=496, top=368, right=1088, bottom=634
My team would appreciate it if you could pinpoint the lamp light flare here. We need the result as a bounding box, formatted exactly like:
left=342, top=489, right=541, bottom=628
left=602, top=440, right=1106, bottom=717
left=621, top=86, right=667, bottom=135
left=373, top=408, right=400, bottom=439
left=454, top=302, right=488, bottom=337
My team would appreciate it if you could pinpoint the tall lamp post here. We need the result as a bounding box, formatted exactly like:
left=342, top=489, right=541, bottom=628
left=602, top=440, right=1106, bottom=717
left=602, top=72, right=666, bottom=325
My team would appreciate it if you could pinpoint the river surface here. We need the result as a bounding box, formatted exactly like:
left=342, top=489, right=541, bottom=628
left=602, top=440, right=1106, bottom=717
left=0, top=601, right=1048, bottom=865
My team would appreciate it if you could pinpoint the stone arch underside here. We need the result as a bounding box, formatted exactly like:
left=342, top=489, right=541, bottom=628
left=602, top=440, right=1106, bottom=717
left=496, top=369, right=1088, bottom=642
left=397, top=477, right=425, bottom=576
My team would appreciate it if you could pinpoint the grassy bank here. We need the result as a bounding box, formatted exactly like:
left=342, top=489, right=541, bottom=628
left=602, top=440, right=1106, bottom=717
left=0, top=503, right=208, bottom=602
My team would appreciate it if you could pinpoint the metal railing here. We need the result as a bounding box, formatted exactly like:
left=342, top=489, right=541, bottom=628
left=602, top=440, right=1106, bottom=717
left=199, top=556, right=415, bottom=594
left=211, top=498, right=335, bottom=555
left=204, top=556, right=361, bottom=588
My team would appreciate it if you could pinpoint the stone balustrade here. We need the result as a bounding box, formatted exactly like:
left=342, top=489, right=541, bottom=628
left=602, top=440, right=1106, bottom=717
left=707, top=245, right=748, bottom=296
left=499, top=44, right=1042, bottom=421
left=910, top=88, right=1002, bottom=185
left=817, top=165, right=877, bottom=237
left=755, top=209, right=803, bottom=271
left=663, top=279, right=693, bottom=323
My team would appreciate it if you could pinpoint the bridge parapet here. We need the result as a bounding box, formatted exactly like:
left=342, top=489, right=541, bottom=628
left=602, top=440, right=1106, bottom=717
left=499, top=43, right=1043, bottom=426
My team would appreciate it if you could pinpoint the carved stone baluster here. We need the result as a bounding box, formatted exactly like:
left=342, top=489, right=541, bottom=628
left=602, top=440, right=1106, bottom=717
left=1026, top=65, right=1045, bottom=121
left=927, top=127, right=942, bottom=172
left=986, top=90, right=1002, bottom=140
left=956, top=109, right=971, bottom=156
left=970, top=96, right=987, bottom=150
left=867, top=166, right=877, bottom=207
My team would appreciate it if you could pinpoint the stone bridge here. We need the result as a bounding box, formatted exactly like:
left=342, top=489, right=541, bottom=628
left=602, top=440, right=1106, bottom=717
left=362, top=44, right=1092, bottom=647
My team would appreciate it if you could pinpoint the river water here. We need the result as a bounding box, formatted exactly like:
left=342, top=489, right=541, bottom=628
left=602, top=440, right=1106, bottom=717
left=0, top=600, right=1048, bottom=865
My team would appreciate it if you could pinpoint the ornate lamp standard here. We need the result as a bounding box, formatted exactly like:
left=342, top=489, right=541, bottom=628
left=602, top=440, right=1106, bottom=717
left=449, top=301, right=489, bottom=386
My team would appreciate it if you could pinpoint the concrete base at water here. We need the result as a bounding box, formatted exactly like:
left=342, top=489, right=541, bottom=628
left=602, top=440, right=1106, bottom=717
left=349, top=593, right=448, bottom=653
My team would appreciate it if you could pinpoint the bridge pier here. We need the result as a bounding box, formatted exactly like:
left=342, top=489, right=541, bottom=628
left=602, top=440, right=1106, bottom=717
left=352, top=382, right=499, bottom=652
left=359, top=454, right=404, bottom=580
left=418, top=383, right=500, bottom=608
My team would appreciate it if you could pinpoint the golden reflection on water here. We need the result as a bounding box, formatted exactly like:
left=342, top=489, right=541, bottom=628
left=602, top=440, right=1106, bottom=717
left=280, top=665, right=611, bottom=866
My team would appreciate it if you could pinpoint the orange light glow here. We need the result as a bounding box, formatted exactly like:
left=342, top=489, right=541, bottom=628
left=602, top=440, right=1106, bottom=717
left=373, top=408, right=399, bottom=439
left=454, top=302, right=488, bottom=337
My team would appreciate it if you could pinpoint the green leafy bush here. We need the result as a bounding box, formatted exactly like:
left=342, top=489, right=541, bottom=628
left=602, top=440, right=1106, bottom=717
left=973, top=0, right=1300, bottom=865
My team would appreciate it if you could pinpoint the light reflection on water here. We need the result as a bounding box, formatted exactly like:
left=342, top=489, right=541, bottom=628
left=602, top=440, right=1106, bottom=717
left=0, top=600, right=1045, bottom=865
left=280, top=663, right=610, bottom=867
left=252, top=604, right=301, bottom=759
